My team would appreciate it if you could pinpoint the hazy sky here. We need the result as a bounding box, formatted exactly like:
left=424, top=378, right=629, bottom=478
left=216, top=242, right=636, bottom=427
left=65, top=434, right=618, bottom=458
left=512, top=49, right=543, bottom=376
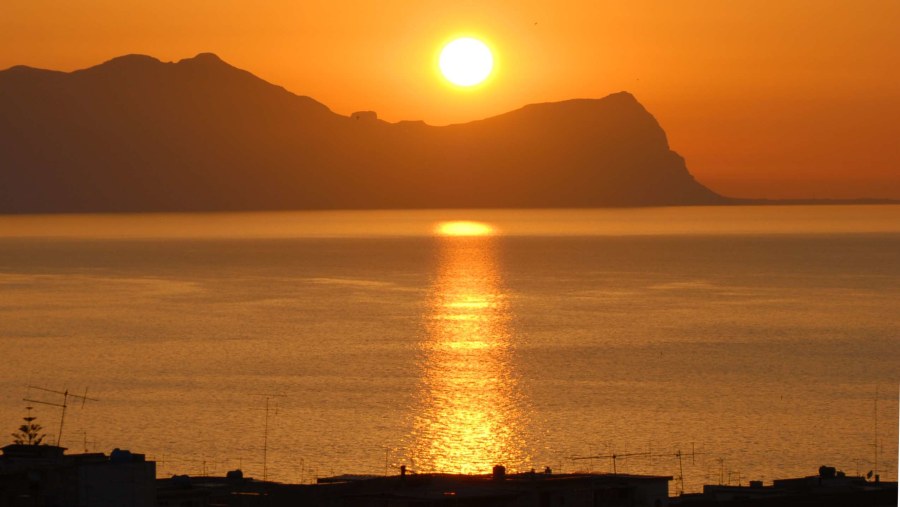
left=2, top=0, right=898, bottom=199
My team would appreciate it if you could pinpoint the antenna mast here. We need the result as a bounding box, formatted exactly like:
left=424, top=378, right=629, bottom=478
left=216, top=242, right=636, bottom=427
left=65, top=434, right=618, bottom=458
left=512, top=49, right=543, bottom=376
left=570, top=446, right=704, bottom=495
left=252, top=393, right=286, bottom=482
left=570, top=451, right=652, bottom=474
left=24, top=386, right=98, bottom=446
left=873, top=384, right=878, bottom=479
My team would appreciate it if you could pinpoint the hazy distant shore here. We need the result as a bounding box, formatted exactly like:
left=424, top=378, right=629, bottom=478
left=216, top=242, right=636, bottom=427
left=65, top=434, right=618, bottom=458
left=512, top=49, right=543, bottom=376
left=2, top=54, right=896, bottom=213
left=2, top=55, right=726, bottom=213
left=1, top=199, right=899, bottom=216
left=731, top=197, right=899, bottom=205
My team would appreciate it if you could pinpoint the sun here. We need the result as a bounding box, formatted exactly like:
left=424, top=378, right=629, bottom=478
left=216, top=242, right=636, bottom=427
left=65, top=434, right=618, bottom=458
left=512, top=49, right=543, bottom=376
left=439, top=37, right=494, bottom=87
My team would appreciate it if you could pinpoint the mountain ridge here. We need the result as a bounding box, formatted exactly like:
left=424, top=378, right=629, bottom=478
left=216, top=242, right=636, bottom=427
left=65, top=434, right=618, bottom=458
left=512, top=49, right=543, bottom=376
left=0, top=52, right=729, bottom=213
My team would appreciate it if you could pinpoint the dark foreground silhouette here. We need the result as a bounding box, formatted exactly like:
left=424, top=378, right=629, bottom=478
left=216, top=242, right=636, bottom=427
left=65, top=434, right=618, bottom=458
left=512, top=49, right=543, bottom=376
left=0, top=53, right=728, bottom=213
left=2, top=444, right=896, bottom=507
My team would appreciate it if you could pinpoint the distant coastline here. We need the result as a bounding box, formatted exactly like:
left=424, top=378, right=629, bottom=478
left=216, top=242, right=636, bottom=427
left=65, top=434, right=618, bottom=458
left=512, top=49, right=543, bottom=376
left=1, top=53, right=896, bottom=214
left=732, top=197, right=899, bottom=206
left=1, top=199, right=899, bottom=217
left=4, top=53, right=720, bottom=213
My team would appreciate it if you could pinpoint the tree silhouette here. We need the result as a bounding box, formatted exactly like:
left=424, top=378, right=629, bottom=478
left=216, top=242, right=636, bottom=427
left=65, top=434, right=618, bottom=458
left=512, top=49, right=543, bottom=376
left=11, top=407, right=46, bottom=445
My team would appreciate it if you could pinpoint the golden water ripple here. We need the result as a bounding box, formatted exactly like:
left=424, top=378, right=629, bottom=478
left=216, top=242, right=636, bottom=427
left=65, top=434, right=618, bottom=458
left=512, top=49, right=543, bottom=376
left=408, top=231, right=530, bottom=473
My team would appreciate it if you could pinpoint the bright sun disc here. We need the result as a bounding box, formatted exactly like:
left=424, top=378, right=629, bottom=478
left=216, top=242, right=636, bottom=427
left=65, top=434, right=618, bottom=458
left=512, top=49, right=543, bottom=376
left=439, top=38, right=493, bottom=87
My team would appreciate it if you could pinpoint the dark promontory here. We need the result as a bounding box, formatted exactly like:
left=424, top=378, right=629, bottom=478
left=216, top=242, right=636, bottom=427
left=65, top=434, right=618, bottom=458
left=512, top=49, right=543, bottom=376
left=0, top=53, right=726, bottom=213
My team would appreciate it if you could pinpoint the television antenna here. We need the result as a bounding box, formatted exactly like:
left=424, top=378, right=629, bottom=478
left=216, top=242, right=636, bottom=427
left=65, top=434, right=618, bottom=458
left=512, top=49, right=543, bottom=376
left=569, top=443, right=705, bottom=494
left=252, top=393, right=286, bottom=482
left=673, top=446, right=706, bottom=495
left=569, top=451, right=652, bottom=474
left=24, top=386, right=98, bottom=447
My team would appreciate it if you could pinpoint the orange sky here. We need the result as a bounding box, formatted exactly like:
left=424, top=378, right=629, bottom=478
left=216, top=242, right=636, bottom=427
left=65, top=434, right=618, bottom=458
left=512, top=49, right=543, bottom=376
left=2, top=0, right=898, bottom=199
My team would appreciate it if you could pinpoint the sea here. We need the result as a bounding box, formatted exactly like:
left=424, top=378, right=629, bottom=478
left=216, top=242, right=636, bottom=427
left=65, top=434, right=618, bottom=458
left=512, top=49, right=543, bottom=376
left=0, top=205, right=898, bottom=493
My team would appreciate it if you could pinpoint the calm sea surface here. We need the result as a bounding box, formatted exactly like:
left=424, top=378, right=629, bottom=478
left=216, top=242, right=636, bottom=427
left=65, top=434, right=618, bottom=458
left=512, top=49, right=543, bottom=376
left=0, top=206, right=898, bottom=492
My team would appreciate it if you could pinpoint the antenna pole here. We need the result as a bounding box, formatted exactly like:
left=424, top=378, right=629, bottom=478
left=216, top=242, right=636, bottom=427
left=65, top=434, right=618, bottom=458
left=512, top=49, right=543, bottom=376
left=24, top=385, right=97, bottom=447
left=873, top=384, right=878, bottom=479
left=251, top=393, right=286, bottom=482
left=263, top=396, right=269, bottom=482
left=569, top=446, right=704, bottom=494
left=57, top=390, right=69, bottom=446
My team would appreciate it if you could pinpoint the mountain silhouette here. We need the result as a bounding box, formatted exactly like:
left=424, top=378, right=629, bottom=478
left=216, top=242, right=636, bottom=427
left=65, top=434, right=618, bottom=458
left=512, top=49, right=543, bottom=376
left=0, top=53, right=727, bottom=213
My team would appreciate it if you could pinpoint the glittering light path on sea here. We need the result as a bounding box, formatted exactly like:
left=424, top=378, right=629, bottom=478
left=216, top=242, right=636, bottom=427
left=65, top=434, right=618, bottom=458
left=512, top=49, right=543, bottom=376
left=407, top=223, right=531, bottom=473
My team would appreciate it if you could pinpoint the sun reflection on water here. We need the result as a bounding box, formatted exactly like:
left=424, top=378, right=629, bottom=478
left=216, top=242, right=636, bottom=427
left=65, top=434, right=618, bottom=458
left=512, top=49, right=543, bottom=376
left=408, top=227, right=530, bottom=474
left=434, top=221, right=496, bottom=237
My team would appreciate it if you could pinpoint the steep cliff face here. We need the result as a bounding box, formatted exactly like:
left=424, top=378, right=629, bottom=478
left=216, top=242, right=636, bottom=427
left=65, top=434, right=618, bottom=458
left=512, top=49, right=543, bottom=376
left=0, top=53, right=726, bottom=213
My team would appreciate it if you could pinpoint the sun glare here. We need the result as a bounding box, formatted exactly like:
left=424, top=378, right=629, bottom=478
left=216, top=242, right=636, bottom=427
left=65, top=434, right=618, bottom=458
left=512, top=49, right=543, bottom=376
left=436, top=221, right=495, bottom=237
left=439, top=38, right=493, bottom=87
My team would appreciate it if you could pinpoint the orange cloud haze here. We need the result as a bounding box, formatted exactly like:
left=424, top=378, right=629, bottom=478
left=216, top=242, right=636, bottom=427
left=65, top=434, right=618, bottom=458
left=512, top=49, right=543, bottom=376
left=2, top=0, right=898, bottom=199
